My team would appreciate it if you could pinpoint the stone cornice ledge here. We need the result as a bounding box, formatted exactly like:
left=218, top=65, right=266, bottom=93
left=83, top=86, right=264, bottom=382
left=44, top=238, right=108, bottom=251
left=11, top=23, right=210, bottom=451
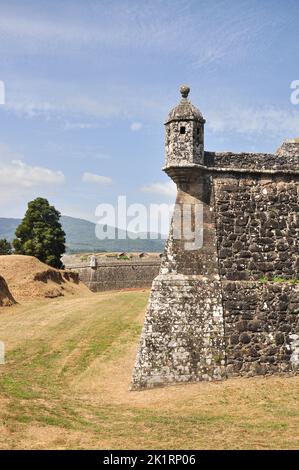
left=163, top=164, right=299, bottom=177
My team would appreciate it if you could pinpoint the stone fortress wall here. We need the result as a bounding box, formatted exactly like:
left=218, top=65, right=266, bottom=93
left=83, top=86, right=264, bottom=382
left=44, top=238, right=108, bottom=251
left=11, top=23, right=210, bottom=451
left=212, top=156, right=298, bottom=378
left=64, top=254, right=161, bottom=292
left=132, top=86, right=299, bottom=389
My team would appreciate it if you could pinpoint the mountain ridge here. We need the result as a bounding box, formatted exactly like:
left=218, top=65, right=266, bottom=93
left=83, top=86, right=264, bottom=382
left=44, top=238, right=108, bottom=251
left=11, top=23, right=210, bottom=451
left=0, top=215, right=165, bottom=253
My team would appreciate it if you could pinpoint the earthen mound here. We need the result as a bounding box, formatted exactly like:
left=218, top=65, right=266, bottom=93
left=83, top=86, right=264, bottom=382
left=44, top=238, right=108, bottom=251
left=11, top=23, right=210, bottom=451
left=0, top=255, right=91, bottom=301
left=0, top=275, right=16, bottom=307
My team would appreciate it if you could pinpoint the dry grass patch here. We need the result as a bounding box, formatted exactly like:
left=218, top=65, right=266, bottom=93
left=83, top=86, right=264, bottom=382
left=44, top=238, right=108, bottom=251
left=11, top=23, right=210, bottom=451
left=0, top=289, right=298, bottom=449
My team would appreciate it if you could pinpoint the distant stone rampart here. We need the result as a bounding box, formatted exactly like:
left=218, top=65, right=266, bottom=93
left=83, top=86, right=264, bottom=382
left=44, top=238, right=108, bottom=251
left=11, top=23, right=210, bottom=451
left=66, top=260, right=160, bottom=291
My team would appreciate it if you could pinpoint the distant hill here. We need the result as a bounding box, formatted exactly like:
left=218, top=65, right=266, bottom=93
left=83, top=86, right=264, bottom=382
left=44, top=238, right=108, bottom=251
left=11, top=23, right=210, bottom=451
left=0, top=215, right=166, bottom=253
left=0, top=218, right=20, bottom=241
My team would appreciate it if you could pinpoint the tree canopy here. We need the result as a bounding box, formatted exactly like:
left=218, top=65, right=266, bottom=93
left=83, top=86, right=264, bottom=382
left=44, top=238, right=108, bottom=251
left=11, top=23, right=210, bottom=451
left=0, top=238, right=12, bottom=255
left=13, top=198, right=66, bottom=268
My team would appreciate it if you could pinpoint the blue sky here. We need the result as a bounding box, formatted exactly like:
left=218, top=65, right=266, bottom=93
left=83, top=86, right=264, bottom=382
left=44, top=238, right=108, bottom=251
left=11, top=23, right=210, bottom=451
left=0, top=0, right=298, bottom=230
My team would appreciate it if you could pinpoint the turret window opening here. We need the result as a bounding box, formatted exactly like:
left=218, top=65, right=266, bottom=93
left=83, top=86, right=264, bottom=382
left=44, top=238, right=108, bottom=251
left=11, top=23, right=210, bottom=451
left=180, top=126, right=186, bottom=134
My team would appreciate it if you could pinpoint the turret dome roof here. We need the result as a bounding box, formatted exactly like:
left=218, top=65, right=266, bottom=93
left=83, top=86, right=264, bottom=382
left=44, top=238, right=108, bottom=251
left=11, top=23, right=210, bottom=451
left=165, top=85, right=205, bottom=124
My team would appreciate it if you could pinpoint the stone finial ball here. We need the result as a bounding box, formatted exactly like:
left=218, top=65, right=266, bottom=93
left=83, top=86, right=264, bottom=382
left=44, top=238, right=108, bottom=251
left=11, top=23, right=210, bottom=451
left=180, top=85, right=190, bottom=98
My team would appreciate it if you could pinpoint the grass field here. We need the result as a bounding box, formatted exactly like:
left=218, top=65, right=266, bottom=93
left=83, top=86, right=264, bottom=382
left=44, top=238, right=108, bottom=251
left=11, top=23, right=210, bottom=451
left=0, top=289, right=298, bottom=449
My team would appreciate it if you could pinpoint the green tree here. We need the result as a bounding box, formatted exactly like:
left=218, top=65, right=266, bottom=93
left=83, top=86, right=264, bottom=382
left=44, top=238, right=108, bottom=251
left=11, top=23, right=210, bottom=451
left=13, top=198, right=66, bottom=268
left=0, top=238, right=12, bottom=255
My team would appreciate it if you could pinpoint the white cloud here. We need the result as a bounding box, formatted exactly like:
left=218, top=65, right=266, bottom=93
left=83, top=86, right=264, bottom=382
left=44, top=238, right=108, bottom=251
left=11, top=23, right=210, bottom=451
left=5, top=99, right=58, bottom=119
left=2, top=74, right=126, bottom=121
left=64, top=121, right=100, bottom=130
left=0, top=144, right=65, bottom=188
left=82, top=172, right=112, bottom=185
left=6, top=79, right=299, bottom=141
left=2, top=74, right=167, bottom=124
left=130, top=122, right=142, bottom=131
left=140, top=181, right=176, bottom=197
left=0, top=80, right=5, bottom=105
left=0, top=3, right=199, bottom=56
left=93, top=153, right=110, bottom=161
left=1, top=4, right=296, bottom=142
left=70, top=151, right=110, bottom=161
left=0, top=1, right=287, bottom=72
left=207, top=105, right=299, bottom=137
left=65, top=95, right=124, bottom=119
